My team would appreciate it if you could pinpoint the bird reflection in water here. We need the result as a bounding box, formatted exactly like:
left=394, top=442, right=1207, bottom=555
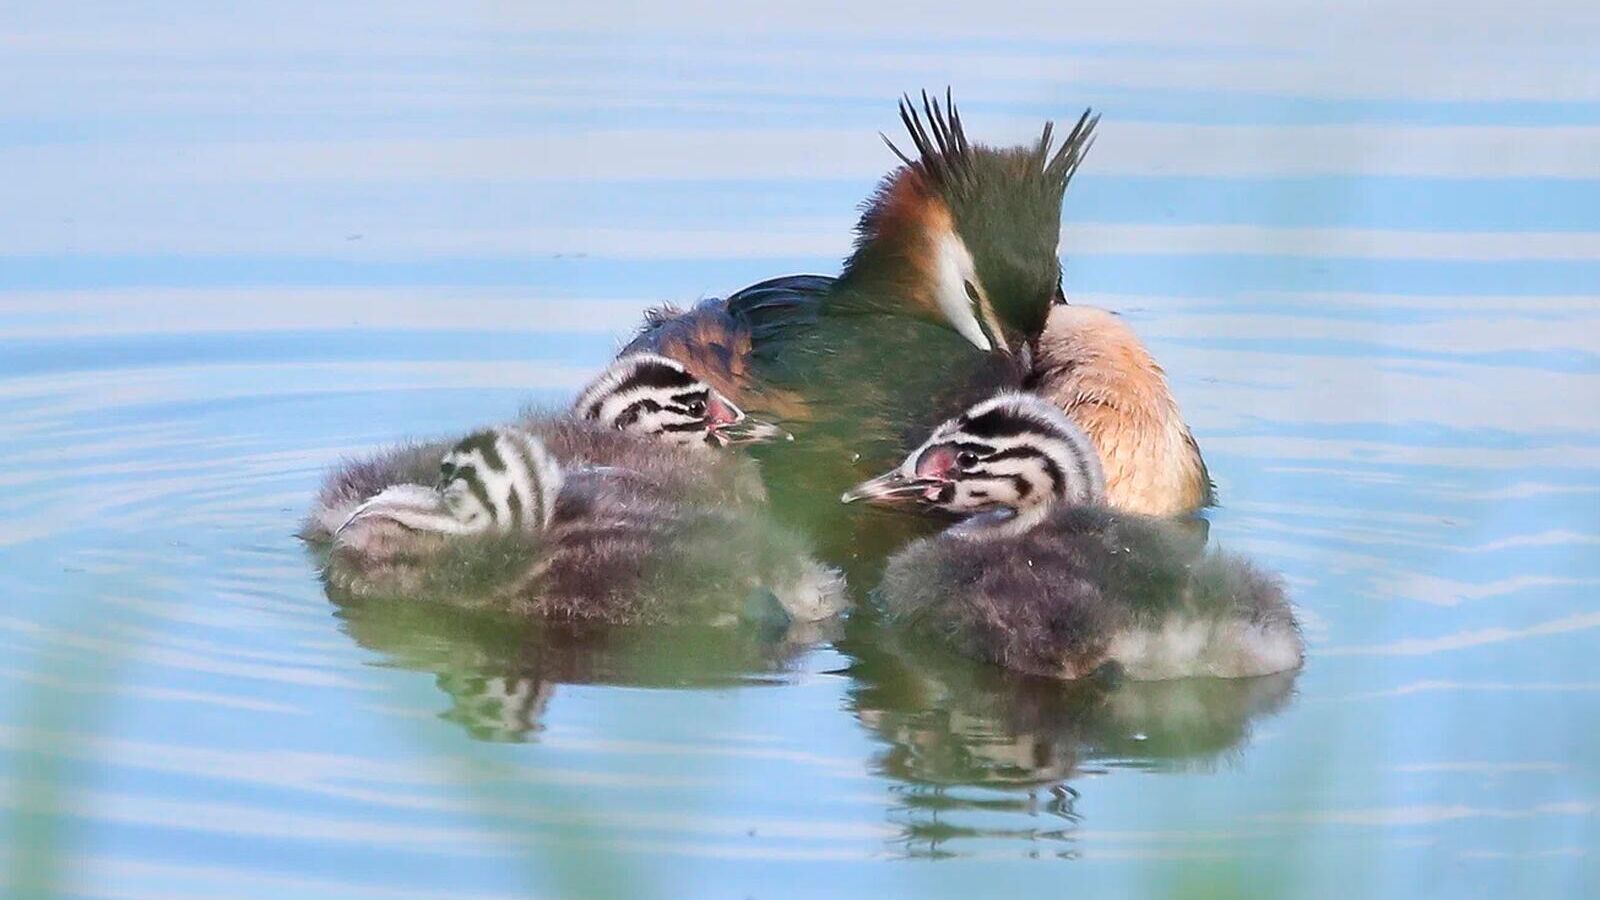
left=331, top=590, right=839, bottom=742
left=844, top=623, right=1298, bottom=858
left=320, top=549, right=1295, bottom=860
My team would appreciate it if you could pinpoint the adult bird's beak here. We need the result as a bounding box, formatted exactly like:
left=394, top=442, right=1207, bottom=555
left=715, top=416, right=789, bottom=445
left=948, top=308, right=994, bottom=353
left=840, top=469, right=938, bottom=506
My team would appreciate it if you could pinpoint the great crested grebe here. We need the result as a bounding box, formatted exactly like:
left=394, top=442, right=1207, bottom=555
left=625, top=92, right=1098, bottom=538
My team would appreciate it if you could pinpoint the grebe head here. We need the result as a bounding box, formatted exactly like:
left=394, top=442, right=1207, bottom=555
left=335, top=426, right=566, bottom=544
left=842, top=393, right=1104, bottom=520
left=844, top=90, right=1097, bottom=351
left=573, top=353, right=783, bottom=451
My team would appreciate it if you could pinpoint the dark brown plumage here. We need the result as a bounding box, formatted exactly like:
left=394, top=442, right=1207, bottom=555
left=883, top=89, right=1096, bottom=204
left=880, top=505, right=1299, bottom=681
left=304, top=414, right=841, bottom=626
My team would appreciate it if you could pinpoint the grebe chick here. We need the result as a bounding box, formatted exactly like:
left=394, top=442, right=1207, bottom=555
left=302, top=352, right=778, bottom=541
left=843, top=393, right=1301, bottom=681
left=1028, top=304, right=1213, bottom=517
left=306, top=354, right=843, bottom=627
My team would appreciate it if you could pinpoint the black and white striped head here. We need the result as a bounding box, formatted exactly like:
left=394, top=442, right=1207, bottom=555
left=437, top=427, right=564, bottom=532
left=573, top=353, right=782, bottom=451
left=332, top=428, right=562, bottom=542
left=842, top=393, right=1104, bottom=516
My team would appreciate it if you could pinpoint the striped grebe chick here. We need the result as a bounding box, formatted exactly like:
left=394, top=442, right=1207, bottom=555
left=304, top=354, right=842, bottom=627
left=303, top=353, right=780, bottom=541
left=843, top=393, right=1301, bottom=681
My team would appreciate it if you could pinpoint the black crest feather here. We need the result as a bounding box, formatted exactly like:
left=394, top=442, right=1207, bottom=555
left=882, top=89, right=973, bottom=190
left=1043, top=108, right=1100, bottom=193
left=881, top=88, right=1099, bottom=197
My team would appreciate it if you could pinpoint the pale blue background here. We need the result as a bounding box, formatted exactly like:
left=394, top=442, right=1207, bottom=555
left=1, top=2, right=1598, bottom=897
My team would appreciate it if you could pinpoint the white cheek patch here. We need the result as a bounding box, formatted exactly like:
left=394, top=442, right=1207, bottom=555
left=949, top=483, right=990, bottom=510
left=593, top=388, right=657, bottom=429
left=931, top=229, right=992, bottom=352
left=588, top=386, right=708, bottom=448
left=956, top=476, right=1023, bottom=510
left=1049, top=438, right=1105, bottom=504
left=646, top=407, right=711, bottom=449
left=991, top=459, right=1051, bottom=505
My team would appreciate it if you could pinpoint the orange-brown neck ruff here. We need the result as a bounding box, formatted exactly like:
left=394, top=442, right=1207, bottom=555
left=1030, top=306, right=1213, bottom=517
left=838, top=168, right=952, bottom=320
left=837, top=167, right=1010, bottom=353
left=629, top=302, right=811, bottom=422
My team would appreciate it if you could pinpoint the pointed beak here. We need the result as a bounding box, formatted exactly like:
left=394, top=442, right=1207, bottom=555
left=335, top=484, right=479, bottom=538
left=950, top=312, right=993, bottom=352
left=714, top=416, right=789, bottom=446
left=705, top=391, right=789, bottom=446
left=952, top=293, right=1013, bottom=355
left=840, top=469, right=938, bottom=506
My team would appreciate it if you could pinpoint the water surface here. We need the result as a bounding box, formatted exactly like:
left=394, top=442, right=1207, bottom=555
left=2, top=4, right=1598, bottom=897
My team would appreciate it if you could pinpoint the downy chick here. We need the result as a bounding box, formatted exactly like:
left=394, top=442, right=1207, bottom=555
left=843, top=393, right=1301, bottom=681
left=304, top=354, right=843, bottom=627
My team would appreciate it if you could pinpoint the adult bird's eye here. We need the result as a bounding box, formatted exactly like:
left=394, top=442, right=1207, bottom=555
left=963, top=280, right=980, bottom=304
left=956, top=451, right=978, bottom=469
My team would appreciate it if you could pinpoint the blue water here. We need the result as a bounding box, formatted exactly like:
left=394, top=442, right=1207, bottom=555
left=2, top=5, right=1598, bottom=898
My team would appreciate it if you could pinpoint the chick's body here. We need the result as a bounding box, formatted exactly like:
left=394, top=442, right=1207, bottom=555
left=881, top=505, right=1299, bottom=681
left=303, top=357, right=844, bottom=628
left=848, top=393, right=1301, bottom=682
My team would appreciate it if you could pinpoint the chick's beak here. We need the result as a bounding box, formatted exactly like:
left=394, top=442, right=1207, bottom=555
left=705, top=393, right=790, bottom=446
left=840, top=469, right=939, bottom=506
left=715, top=416, right=789, bottom=445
